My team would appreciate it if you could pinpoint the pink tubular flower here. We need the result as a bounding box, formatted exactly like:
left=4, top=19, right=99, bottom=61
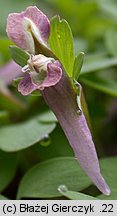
left=6, top=6, right=111, bottom=195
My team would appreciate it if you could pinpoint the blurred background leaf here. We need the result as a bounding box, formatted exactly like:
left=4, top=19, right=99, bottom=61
left=0, top=113, right=56, bottom=152
left=105, top=29, right=117, bottom=57
left=0, top=151, right=18, bottom=192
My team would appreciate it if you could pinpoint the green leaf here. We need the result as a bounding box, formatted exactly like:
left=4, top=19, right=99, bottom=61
left=46, top=0, right=98, bottom=37
left=0, top=195, right=9, bottom=200
left=73, top=52, right=84, bottom=80
left=30, top=90, right=41, bottom=97
left=12, top=77, right=23, bottom=88
left=9, top=45, right=29, bottom=67
left=81, top=57, right=117, bottom=75
left=0, top=79, right=26, bottom=112
left=84, top=16, right=114, bottom=40
left=0, top=111, right=9, bottom=119
left=0, top=38, right=13, bottom=64
left=74, top=38, right=88, bottom=55
left=98, top=1, right=117, bottom=19
left=80, top=74, right=117, bottom=97
left=17, top=157, right=91, bottom=199
left=0, top=115, right=56, bottom=152
left=49, top=16, right=74, bottom=77
left=58, top=185, right=97, bottom=200
left=84, top=52, right=108, bottom=62
left=0, top=151, right=17, bottom=192
left=38, top=110, right=57, bottom=123
left=97, top=157, right=117, bottom=200
left=105, top=29, right=117, bottom=56
left=0, top=111, right=9, bottom=125
left=32, top=125, right=73, bottom=161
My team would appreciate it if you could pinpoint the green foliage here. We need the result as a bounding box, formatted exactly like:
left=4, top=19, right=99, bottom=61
left=0, top=151, right=17, bottom=192
left=9, top=46, right=29, bottom=67
left=49, top=16, right=74, bottom=77
left=46, top=0, right=98, bottom=37
left=17, top=157, right=91, bottom=199
left=81, top=74, right=117, bottom=97
left=0, top=79, right=26, bottom=112
left=73, top=52, right=84, bottom=80
left=74, top=38, right=88, bottom=55
left=31, top=124, right=73, bottom=161
left=105, top=29, right=117, bottom=56
left=0, top=38, right=13, bottom=64
left=0, top=114, right=56, bottom=152
left=0, top=195, right=8, bottom=200
left=58, top=185, right=97, bottom=200
left=81, top=57, right=117, bottom=75
left=98, top=157, right=117, bottom=199
left=0, top=111, right=9, bottom=125
left=98, top=0, right=117, bottom=19
left=38, top=110, right=57, bottom=123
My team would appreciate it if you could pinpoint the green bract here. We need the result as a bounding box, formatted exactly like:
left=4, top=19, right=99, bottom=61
left=73, top=52, right=84, bottom=80
left=9, top=45, right=29, bottom=67
left=49, top=16, right=75, bottom=77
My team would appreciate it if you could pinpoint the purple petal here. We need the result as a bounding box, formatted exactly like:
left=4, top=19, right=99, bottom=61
left=42, top=71, right=111, bottom=195
left=0, top=61, right=21, bottom=85
left=6, top=6, right=50, bottom=53
left=18, top=73, right=37, bottom=96
left=35, top=61, right=62, bottom=90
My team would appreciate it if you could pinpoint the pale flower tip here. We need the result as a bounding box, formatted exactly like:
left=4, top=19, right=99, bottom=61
left=95, top=174, right=111, bottom=196
left=103, top=184, right=111, bottom=196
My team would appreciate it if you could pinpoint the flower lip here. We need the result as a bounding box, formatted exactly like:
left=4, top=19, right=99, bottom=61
left=28, top=55, right=62, bottom=89
left=27, top=54, right=55, bottom=72
left=22, top=54, right=55, bottom=77
left=18, top=54, right=62, bottom=95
